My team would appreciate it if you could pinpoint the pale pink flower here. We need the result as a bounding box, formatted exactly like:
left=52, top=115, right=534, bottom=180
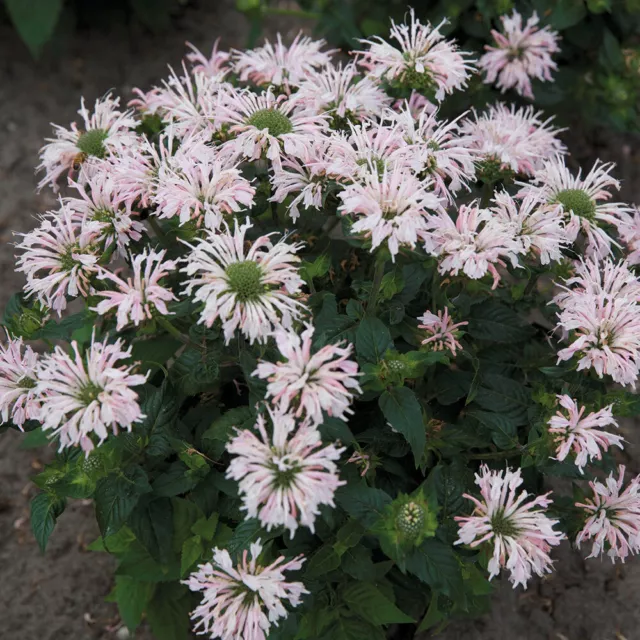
left=185, top=39, right=230, bottom=79
left=460, top=104, right=565, bottom=176
left=295, top=62, right=391, bottom=121
left=392, top=105, right=477, bottom=200
left=181, top=219, right=308, bottom=345
left=347, top=451, right=371, bottom=477
left=38, top=93, right=138, bottom=191
left=519, top=157, right=633, bottom=259
left=16, top=203, right=103, bottom=314
left=270, top=138, right=332, bottom=221
left=326, top=120, right=412, bottom=180
left=417, top=308, right=468, bottom=356
left=619, top=207, right=640, bottom=265
left=93, top=249, right=177, bottom=330
left=217, top=88, right=327, bottom=169
left=153, top=149, right=255, bottom=230
left=0, top=335, right=41, bottom=429
left=184, top=540, right=307, bottom=640
left=226, top=407, right=345, bottom=535
left=253, top=324, right=361, bottom=425
left=576, top=465, right=640, bottom=562
left=338, top=164, right=444, bottom=259
left=232, top=32, right=334, bottom=90
left=393, top=91, right=436, bottom=118
left=548, top=395, right=622, bottom=473
left=358, top=9, right=474, bottom=101
left=455, top=465, right=565, bottom=589
left=553, top=258, right=640, bottom=308
left=491, top=190, right=567, bottom=265
left=479, top=11, right=560, bottom=99
left=556, top=293, right=640, bottom=386
left=36, top=335, right=147, bottom=454
left=66, top=171, right=144, bottom=257
left=423, top=202, right=521, bottom=289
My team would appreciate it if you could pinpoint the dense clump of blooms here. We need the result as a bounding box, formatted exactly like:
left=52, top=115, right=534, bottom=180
left=5, top=10, right=640, bottom=640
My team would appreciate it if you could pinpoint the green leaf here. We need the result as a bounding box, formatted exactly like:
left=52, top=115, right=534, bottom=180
left=152, top=462, right=196, bottom=497
left=20, top=427, right=50, bottom=449
left=314, top=294, right=357, bottom=347
left=305, top=544, right=342, bottom=579
left=181, top=535, right=203, bottom=576
left=95, top=466, right=152, bottom=537
left=114, top=576, right=155, bottom=632
left=301, top=254, right=331, bottom=283
left=550, top=0, right=587, bottom=29
left=30, top=492, right=65, bottom=552
left=406, top=539, right=463, bottom=597
left=341, top=546, right=377, bottom=581
left=318, top=417, right=355, bottom=445
left=472, top=373, right=531, bottom=424
left=342, top=581, right=414, bottom=625
left=356, top=317, right=393, bottom=363
left=202, top=406, right=254, bottom=458
left=35, top=310, right=93, bottom=341
left=322, top=612, right=387, bottom=640
left=127, top=496, right=174, bottom=563
left=336, top=483, right=392, bottom=528
left=433, top=370, right=474, bottom=405
left=5, top=0, right=64, bottom=57
left=334, top=520, right=365, bottom=556
left=146, top=582, right=192, bottom=640
left=467, top=301, right=533, bottom=344
left=468, top=410, right=519, bottom=449
left=171, top=348, right=219, bottom=396
left=116, top=541, right=181, bottom=582
left=226, top=518, right=264, bottom=556
left=379, top=386, right=425, bottom=465
left=191, top=513, right=219, bottom=541
left=131, top=336, right=181, bottom=373
left=171, top=497, right=203, bottom=553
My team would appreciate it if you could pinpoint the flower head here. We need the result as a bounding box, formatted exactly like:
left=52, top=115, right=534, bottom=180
left=358, top=9, right=474, bottom=101
left=295, top=62, right=391, bottom=122
left=491, top=190, right=567, bottom=265
left=186, top=39, right=230, bottom=79
left=479, top=11, right=560, bottom=99
left=181, top=219, right=307, bottom=344
left=217, top=88, right=327, bottom=169
left=153, top=146, right=255, bottom=230
left=461, top=104, right=565, bottom=177
left=423, top=202, right=521, bottom=289
left=519, top=157, right=633, bottom=258
left=455, top=465, right=565, bottom=588
left=226, top=407, right=345, bottom=536
left=94, top=249, right=177, bottom=330
left=417, top=308, right=468, bottom=356
left=253, top=324, right=361, bottom=425
left=338, top=165, right=443, bottom=259
left=184, top=540, right=307, bottom=640
left=36, top=335, right=147, bottom=453
left=576, top=465, right=640, bottom=562
left=232, top=33, right=334, bottom=90
left=38, top=93, right=137, bottom=191
left=547, top=395, right=623, bottom=472
left=0, top=335, right=41, bottom=429
left=16, top=203, right=103, bottom=314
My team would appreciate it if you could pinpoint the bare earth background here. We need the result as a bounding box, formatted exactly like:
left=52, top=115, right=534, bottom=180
left=2, top=2, right=640, bottom=638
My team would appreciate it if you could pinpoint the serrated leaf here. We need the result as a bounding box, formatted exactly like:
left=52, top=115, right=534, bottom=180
left=356, top=317, right=393, bottom=363
left=314, top=294, right=357, bottom=347
left=114, top=576, right=155, bottom=632
left=467, top=301, right=533, bottom=344
left=95, top=466, right=151, bottom=537
left=171, top=348, right=219, bottom=396
left=379, top=386, right=425, bottom=465
left=342, top=581, right=414, bottom=625
left=202, top=406, right=254, bottom=458
left=181, top=535, right=203, bottom=576
left=468, top=410, right=519, bottom=449
left=334, top=520, right=365, bottom=556
left=127, top=496, right=174, bottom=563
left=191, top=513, right=219, bottom=541
left=341, top=545, right=377, bottom=581
left=30, top=492, right=65, bottom=552
left=306, top=544, right=342, bottom=579
left=152, top=462, right=196, bottom=497
left=406, top=539, right=463, bottom=597
left=146, top=582, right=192, bottom=640
left=473, top=374, right=531, bottom=424
left=336, top=483, right=392, bottom=527
left=5, top=0, right=63, bottom=57
left=226, top=518, right=264, bottom=556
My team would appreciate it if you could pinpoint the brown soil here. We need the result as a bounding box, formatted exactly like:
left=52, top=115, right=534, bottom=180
left=2, top=2, right=640, bottom=638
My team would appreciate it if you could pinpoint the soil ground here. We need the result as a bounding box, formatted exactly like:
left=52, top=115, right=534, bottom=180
left=2, top=2, right=640, bottom=639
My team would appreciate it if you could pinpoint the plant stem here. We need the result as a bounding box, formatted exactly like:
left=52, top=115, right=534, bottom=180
left=480, top=181, right=494, bottom=208
left=147, top=216, right=169, bottom=247
left=366, top=260, right=386, bottom=317
left=156, top=316, right=193, bottom=347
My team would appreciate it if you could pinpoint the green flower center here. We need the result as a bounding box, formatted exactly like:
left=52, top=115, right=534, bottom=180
left=60, top=244, right=83, bottom=272
left=270, top=455, right=302, bottom=489
left=17, top=376, right=37, bottom=390
left=396, top=501, right=425, bottom=537
left=490, top=509, right=519, bottom=538
left=398, top=66, right=436, bottom=94
left=78, top=382, right=103, bottom=406
left=555, top=189, right=597, bottom=221
left=76, top=129, right=109, bottom=159
left=356, top=156, right=386, bottom=175
left=225, top=260, right=266, bottom=302
left=386, top=360, right=405, bottom=373
left=247, top=109, right=293, bottom=137
left=92, top=208, right=114, bottom=224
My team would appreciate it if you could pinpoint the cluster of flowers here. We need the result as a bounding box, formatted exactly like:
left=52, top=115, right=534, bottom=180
left=2, top=7, right=640, bottom=638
